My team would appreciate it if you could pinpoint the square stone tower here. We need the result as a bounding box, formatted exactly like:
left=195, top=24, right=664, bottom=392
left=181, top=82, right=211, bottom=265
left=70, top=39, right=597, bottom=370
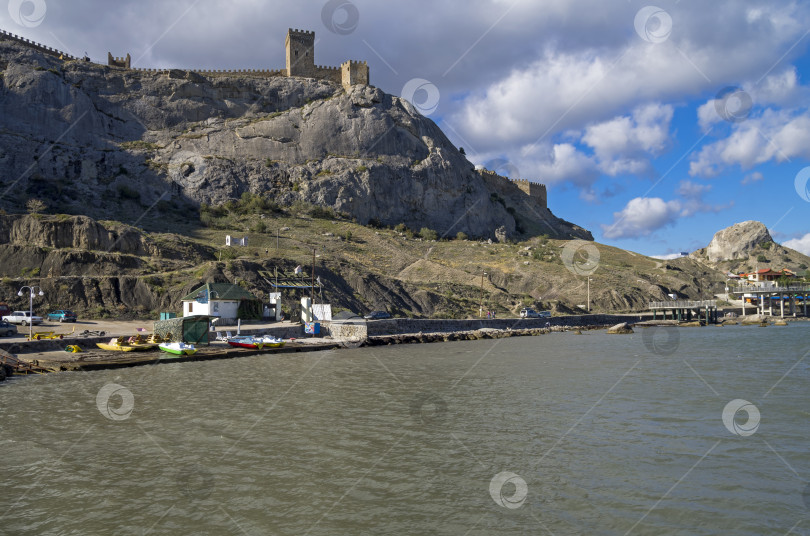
left=285, top=29, right=316, bottom=78
left=340, top=60, right=369, bottom=89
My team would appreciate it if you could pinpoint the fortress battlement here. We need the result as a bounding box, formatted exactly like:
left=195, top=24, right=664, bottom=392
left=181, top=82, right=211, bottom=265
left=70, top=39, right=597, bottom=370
left=0, top=28, right=77, bottom=61
left=479, top=169, right=548, bottom=209
left=1, top=27, right=368, bottom=89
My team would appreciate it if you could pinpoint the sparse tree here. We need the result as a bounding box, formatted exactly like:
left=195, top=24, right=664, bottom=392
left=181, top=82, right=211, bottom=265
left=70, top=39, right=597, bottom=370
left=26, top=198, right=46, bottom=214
left=459, top=147, right=466, bottom=155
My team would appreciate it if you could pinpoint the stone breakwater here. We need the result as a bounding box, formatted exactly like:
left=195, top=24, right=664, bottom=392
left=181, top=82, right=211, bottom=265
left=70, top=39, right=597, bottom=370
left=363, top=324, right=602, bottom=346
left=328, top=314, right=651, bottom=343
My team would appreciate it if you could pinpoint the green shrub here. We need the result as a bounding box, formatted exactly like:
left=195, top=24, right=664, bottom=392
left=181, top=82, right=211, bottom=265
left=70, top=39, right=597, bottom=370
left=757, top=254, right=768, bottom=262
left=356, top=165, right=368, bottom=173
left=455, top=232, right=468, bottom=241
left=419, top=227, right=438, bottom=241
left=394, top=223, right=408, bottom=233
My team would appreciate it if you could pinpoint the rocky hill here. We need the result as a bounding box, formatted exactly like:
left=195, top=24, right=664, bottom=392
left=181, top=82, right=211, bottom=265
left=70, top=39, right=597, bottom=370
left=0, top=213, right=725, bottom=320
left=0, top=38, right=588, bottom=241
left=691, top=220, right=810, bottom=274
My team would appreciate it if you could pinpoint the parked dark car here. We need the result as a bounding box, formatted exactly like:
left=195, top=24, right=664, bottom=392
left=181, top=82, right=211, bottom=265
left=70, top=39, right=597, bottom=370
left=48, top=310, right=77, bottom=322
left=363, top=311, right=391, bottom=320
left=0, top=320, right=16, bottom=337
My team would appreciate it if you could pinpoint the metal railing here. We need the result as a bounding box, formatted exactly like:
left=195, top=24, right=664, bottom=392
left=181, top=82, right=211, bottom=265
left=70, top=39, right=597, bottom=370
left=729, top=284, right=810, bottom=293
left=649, top=300, right=716, bottom=309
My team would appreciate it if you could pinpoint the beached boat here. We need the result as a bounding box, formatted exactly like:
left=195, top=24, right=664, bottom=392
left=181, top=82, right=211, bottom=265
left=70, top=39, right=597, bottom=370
left=96, top=336, right=158, bottom=352
left=257, top=335, right=285, bottom=348
left=226, top=336, right=264, bottom=349
left=96, top=337, right=138, bottom=352
left=158, top=342, right=197, bottom=356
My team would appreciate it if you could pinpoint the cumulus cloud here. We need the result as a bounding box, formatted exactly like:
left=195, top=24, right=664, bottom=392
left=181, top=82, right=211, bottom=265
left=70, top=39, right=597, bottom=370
left=582, top=103, right=674, bottom=176
left=601, top=180, right=729, bottom=239
left=451, top=2, right=810, bottom=155
left=601, top=197, right=682, bottom=239
left=783, top=233, right=810, bottom=256
left=690, top=109, right=810, bottom=176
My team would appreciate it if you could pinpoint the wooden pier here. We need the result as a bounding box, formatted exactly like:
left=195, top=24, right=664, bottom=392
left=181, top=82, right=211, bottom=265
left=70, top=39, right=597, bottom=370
left=649, top=300, right=718, bottom=324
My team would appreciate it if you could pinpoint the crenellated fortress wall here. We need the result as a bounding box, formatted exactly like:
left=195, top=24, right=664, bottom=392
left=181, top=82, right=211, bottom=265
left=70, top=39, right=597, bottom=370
left=1, top=27, right=368, bottom=88
left=0, top=28, right=78, bottom=61
left=479, top=169, right=548, bottom=209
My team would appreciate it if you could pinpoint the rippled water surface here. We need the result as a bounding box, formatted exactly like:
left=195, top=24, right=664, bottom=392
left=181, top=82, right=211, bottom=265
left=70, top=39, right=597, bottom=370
left=1, top=323, right=809, bottom=535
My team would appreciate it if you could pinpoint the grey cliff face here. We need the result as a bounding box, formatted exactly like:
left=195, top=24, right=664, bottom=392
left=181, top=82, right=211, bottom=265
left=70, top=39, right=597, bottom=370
left=0, top=40, right=590, bottom=240
left=703, top=220, right=773, bottom=262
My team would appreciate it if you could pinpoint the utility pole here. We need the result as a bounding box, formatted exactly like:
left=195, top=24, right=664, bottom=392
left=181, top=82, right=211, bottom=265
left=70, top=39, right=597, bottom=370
left=479, top=271, right=486, bottom=317
left=311, top=247, right=315, bottom=337
left=587, top=277, right=591, bottom=312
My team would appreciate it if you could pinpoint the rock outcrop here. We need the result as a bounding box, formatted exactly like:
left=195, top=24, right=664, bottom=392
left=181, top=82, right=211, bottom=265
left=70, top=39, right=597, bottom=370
left=607, top=322, right=634, bottom=334
left=0, top=39, right=591, bottom=241
left=700, top=221, right=773, bottom=262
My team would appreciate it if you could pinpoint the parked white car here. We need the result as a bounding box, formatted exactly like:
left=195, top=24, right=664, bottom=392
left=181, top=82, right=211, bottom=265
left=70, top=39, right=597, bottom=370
left=1, top=311, right=44, bottom=325
left=520, top=308, right=551, bottom=318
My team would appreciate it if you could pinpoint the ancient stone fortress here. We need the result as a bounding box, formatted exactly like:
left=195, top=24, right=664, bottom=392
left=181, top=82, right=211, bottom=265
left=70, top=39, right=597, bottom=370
left=1, top=28, right=369, bottom=89
left=478, top=169, right=548, bottom=209
left=110, top=29, right=368, bottom=89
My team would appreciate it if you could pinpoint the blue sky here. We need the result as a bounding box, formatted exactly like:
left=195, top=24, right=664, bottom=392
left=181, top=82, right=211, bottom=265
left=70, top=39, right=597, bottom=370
left=4, top=0, right=810, bottom=257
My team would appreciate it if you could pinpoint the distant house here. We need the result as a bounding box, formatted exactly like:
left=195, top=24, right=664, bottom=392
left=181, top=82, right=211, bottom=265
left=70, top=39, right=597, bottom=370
left=746, top=268, right=796, bottom=285
left=181, top=283, right=260, bottom=324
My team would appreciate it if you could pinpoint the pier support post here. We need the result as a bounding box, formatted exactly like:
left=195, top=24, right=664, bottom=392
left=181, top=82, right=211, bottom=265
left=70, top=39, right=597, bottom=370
left=780, top=296, right=785, bottom=318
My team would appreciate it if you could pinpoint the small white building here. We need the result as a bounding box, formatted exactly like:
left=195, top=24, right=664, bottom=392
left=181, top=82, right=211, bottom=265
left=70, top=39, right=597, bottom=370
left=181, top=283, right=260, bottom=325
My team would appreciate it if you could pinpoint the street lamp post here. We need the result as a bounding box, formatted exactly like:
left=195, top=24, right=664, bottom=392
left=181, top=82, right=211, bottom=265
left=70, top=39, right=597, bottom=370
left=18, top=285, right=44, bottom=340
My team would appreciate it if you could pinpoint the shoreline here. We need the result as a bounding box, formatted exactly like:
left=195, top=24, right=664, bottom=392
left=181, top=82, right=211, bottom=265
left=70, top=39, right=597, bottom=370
left=1, top=314, right=806, bottom=378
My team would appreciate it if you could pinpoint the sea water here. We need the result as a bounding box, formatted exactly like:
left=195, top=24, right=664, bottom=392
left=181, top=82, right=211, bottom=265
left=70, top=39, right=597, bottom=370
left=1, top=323, right=808, bottom=535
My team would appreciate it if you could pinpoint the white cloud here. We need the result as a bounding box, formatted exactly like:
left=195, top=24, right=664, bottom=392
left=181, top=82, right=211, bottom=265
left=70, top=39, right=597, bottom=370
left=529, top=143, right=599, bottom=185
left=451, top=2, right=810, bottom=156
left=742, top=171, right=764, bottom=185
left=582, top=103, right=673, bottom=176
left=690, top=109, right=810, bottom=176
left=783, top=233, right=810, bottom=256
left=601, top=197, right=682, bottom=239
left=600, top=180, right=729, bottom=239
left=697, top=69, right=805, bottom=132
left=652, top=253, right=688, bottom=260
